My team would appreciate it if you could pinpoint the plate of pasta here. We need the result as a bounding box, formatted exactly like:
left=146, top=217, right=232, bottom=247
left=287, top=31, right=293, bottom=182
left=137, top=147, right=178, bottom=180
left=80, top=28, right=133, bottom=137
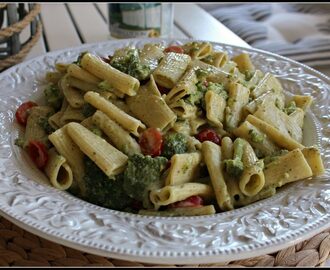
left=0, top=38, right=329, bottom=264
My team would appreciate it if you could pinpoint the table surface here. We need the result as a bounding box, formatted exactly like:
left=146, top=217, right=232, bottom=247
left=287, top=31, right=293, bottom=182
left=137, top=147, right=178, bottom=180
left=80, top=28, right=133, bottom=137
left=5, top=2, right=330, bottom=266
left=24, top=3, right=250, bottom=61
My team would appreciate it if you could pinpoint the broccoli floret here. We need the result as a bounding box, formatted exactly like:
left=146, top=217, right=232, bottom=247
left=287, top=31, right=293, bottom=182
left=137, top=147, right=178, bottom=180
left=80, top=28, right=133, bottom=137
left=82, top=103, right=96, bottom=117
left=185, top=81, right=227, bottom=109
left=223, top=138, right=245, bottom=177
left=123, top=154, right=168, bottom=208
left=38, top=116, right=55, bottom=134
left=110, top=49, right=150, bottom=81
left=82, top=157, right=133, bottom=211
left=161, top=132, right=188, bottom=159
left=44, top=84, right=63, bottom=111
left=284, top=101, right=297, bottom=115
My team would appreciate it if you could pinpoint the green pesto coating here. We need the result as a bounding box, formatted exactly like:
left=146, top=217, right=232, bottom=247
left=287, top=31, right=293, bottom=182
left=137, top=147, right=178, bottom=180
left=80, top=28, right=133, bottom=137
left=110, top=48, right=150, bottom=81
left=185, top=80, right=227, bottom=110
left=284, top=101, right=297, bottom=115
left=123, top=154, right=168, bottom=208
left=38, top=115, right=55, bottom=134
left=82, top=156, right=133, bottom=211
left=44, top=84, right=63, bottom=111
left=223, top=138, right=245, bottom=177
left=248, top=129, right=264, bottom=143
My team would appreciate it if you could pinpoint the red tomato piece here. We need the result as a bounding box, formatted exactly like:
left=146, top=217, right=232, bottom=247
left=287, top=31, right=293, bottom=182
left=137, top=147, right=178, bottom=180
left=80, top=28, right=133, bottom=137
left=15, top=101, right=38, bottom=126
left=139, top=128, right=163, bottom=157
left=169, top=195, right=204, bottom=208
left=28, top=140, right=49, bottom=170
left=196, top=128, right=221, bottom=145
left=164, top=45, right=184, bottom=54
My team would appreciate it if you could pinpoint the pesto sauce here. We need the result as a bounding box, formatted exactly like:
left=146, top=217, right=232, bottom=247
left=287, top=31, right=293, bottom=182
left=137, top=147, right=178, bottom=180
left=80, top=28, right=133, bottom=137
left=110, top=49, right=150, bottom=81
left=123, top=154, right=168, bottom=208
left=248, top=129, right=264, bottom=143
left=44, top=84, right=63, bottom=111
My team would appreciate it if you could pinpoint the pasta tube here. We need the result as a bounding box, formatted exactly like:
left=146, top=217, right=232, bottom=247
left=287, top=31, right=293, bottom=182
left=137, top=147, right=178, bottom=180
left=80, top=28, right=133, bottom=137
left=239, top=142, right=265, bottom=196
left=67, top=63, right=102, bottom=84
left=202, top=141, right=233, bottom=211
left=92, top=110, right=141, bottom=156
left=232, top=53, right=255, bottom=74
left=205, top=90, right=226, bottom=127
left=84, top=91, right=146, bottom=136
left=80, top=53, right=140, bottom=96
left=60, top=76, right=85, bottom=109
left=301, top=147, right=325, bottom=176
left=48, top=126, right=86, bottom=196
left=246, top=114, right=304, bottom=151
left=233, top=120, right=280, bottom=157
left=263, top=148, right=313, bottom=188
left=165, top=68, right=198, bottom=104
left=225, top=82, right=250, bottom=131
left=66, top=122, right=128, bottom=177
left=165, top=152, right=202, bottom=185
left=126, top=86, right=177, bottom=131
left=152, top=52, right=191, bottom=89
left=44, top=148, right=73, bottom=190
left=149, top=183, right=214, bottom=207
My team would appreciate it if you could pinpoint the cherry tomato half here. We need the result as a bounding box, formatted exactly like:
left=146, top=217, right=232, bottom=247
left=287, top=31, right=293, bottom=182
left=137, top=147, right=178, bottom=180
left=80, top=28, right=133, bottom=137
left=168, top=195, right=204, bottom=208
left=15, top=101, right=38, bottom=126
left=28, top=140, right=49, bottom=170
left=139, top=128, right=163, bottom=157
left=196, top=128, right=221, bottom=145
left=164, top=45, right=184, bottom=54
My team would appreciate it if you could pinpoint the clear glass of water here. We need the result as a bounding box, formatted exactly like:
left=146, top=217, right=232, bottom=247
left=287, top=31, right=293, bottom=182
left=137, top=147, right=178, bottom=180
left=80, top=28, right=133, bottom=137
left=108, top=3, right=174, bottom=39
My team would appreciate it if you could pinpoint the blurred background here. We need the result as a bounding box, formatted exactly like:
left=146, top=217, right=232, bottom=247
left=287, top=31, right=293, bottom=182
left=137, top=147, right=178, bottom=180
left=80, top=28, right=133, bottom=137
left=199, top=3, right=330, bottom=77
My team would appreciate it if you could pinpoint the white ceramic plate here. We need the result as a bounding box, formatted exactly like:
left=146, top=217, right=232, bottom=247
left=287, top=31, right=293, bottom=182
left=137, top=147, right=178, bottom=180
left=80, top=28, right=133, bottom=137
left=0, top=38, right=329, bottom=265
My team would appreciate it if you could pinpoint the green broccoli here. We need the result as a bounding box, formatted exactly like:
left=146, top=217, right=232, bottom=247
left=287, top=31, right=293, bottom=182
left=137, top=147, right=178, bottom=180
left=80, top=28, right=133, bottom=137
left=82, top=103, right=96, bottom=117
left=223, top=138, right=245, bottom=177
left=248, top=129, right=264, bottom=143
left=110, top=49, right=150, bottom=81
left=284, top=101, right=297, bottom=115
left=44, top=84, right=63, bottom=111
left=161, top=132, right=188, bottom=159
left=123, top=154, right=168, bottom=208
left=82, top=157, right=133, bottom=211
left=38, top=116, right=55, bottom=134
left=185, top=81, right=227, bottom=109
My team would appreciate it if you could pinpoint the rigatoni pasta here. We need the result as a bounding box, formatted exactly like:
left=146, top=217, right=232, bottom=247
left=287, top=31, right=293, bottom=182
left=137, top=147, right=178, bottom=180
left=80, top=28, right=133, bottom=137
left=15, top=41, right=324, bottom=217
